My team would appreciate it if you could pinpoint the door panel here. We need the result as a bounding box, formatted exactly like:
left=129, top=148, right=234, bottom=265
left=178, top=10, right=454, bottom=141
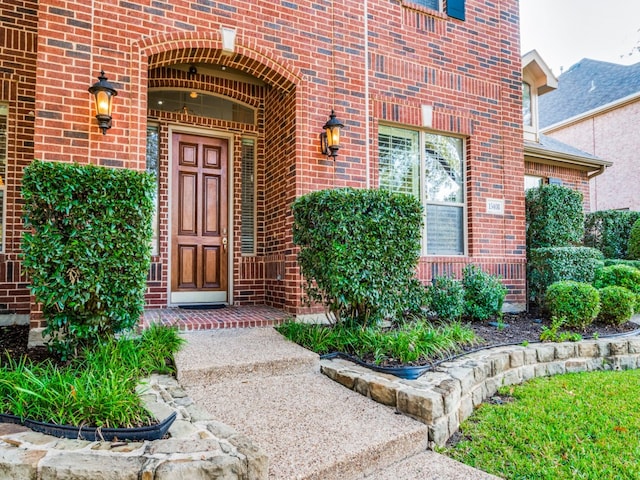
left=171, top=133, right=228, bottom=304
left=178, top=245, right=197, bottom=289
left=203, top=175, right=220, bottom=235
left=202, top=246, right=220, bottom=288
left=178, top=172, right=197, bottom=235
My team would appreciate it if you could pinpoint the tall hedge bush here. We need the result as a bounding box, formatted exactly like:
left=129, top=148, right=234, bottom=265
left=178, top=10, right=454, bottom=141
left=292, top=188, right=424, bottom=326
left=22, top=160, right=156, bottom=357
left=627, top=218, right=640, bottom=260
left=527, top=247, right=604, bottom=303
left=526, top=185, right=584, bottom=250
left=584, top=210, right=640, bottom=259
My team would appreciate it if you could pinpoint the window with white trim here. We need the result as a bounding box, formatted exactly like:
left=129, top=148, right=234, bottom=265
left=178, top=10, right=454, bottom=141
left=410, top=0, right=440, bottom=10
left=0, top=105, right=7, bottom=253
left=524, top=175, right=544, bottom=191
left=523, top=82, right=532, bottom=127
left=241, top=138, right=256, bottom=255
left=405, top=0, right=465, bottom=20
left=379, top=125, right=466, bottom=255
left=146, top=124, right=159, bottom=256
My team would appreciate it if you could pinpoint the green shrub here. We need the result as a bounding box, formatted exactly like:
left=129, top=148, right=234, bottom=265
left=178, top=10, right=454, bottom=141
left=545, top=281, right=600, bottom=329
left=539, top=316, right=583, bottom=343
left=604, top=259, right=640, bottom=269
left=598, top=286, right=636, bottom=325
left=462, top=265, right=507, bottom=321
left=593, top=264, right=640, bottom=295
left=426, top=275, right=465, bottom=321
left=527, top=247, right=604, bottom=304
left=627, top=219, right=640, bottom=260
left=21, top=160, right=156, bottom=359
left=584, top=210, right=640, bottom=259
left=292, top=188, right=424, bottom=326
left=526, top=185, right=584, bottom=250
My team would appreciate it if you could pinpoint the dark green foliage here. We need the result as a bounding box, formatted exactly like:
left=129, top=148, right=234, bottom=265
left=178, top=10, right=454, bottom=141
left=545, top=281, right=600, bottom=329
left=627, top=219, right=640, bottom=260
left=526, top=185, right=584, bottom=250
left=598, top=286, right=636, bottom=326
left=426, top=275, right=465, bottom=321
left=21, top=160, right=156, bottom=358
left=292, top=188, right=424, bottom=326
left=584, top=210, right=640, bottom=259
left=462, top=265, right=507, bottom=322
left=528, top=247, right=604, bottom=303
left=604, top=259, right=640, bottom=269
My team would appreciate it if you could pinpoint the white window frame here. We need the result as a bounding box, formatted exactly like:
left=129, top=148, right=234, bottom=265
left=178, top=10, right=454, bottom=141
left=379, top=124, right=467, bottom=256
left=524, top=174, right=545, bottom=191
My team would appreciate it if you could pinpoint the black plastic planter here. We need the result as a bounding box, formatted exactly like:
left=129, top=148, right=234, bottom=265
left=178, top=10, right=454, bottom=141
left=21, top=411, right=177, bottom=442
left=0, top=413, right=23, bottom=425
left=321, top=352, right=433, bottom=380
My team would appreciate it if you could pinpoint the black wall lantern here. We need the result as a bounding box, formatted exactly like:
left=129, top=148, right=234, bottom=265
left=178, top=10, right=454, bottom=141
left=88, top=71, right=117, bottom=135
left=320, top=110, right=344, bottom=159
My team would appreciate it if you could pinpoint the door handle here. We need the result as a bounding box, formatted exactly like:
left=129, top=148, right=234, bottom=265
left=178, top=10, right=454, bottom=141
left=222, top=236, right=227, bottom=252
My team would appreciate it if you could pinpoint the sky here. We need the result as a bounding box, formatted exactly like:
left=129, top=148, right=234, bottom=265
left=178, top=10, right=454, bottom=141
left=520, top=0, right=640, bottom=76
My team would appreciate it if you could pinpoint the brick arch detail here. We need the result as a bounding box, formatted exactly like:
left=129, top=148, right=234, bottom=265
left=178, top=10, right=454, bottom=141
left=137, top=31, right=301, bottom=93
left=148, top=67, right=264, bottom=109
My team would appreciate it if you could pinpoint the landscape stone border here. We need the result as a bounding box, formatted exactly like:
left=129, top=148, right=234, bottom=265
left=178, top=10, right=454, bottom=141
left=0, top=374, right=267, bottom=479
left=320, top=334, right=640, bottom=448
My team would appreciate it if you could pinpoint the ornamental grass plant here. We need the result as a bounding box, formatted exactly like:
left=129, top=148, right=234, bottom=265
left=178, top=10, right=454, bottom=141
left=277, top=318, right=478, bottom=366
left=0, top=324, right=184, bottom=428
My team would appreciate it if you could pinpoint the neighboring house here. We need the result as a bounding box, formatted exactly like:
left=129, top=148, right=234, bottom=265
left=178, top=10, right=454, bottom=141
left=1, top=0, right=529, bottom=330
left=539, top=59, right=640, bottom=211
left=522, top=51, right=611, bottom=212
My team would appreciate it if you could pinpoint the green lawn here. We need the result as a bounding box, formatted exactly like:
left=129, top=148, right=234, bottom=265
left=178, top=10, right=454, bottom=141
left=441, top=369, right=640, bottom=479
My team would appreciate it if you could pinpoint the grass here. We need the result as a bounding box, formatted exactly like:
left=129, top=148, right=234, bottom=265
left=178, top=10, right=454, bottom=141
left=277, top=317, right=478, bottom=365
left=0, top=324, right=184, bottom=428
left=441, top=369, right=640, bottom=479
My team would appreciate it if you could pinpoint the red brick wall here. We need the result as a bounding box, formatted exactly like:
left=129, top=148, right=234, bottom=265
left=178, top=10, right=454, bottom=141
left=23, top=0, right=526, bottom=318
left=0, top=1, right=38, bottom=316
left=544, top=101, right=640, bottom=212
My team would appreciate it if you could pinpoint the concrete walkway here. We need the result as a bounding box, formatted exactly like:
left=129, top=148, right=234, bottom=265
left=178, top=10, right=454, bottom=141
left=174, top=327, right=500, bottom=480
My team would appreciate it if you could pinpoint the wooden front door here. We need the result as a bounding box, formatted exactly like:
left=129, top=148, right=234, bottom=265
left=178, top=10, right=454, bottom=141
left=170, top=133, right=228, bottom=304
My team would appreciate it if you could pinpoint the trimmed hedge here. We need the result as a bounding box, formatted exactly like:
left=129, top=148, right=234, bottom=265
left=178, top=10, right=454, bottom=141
left=528, top=247, right=604, bottom=303
left=22, top=160, right=156, bottom=358
left=292, top=188, right=424, bottom=326
left=545, top=281, right=600, bottom=329
left=584, top=210, right=640, bottom=259
left=593, top=264, right=640, bottom=295
left=526, top=185, right=584, bottom=250
left=598, top=286, right=636, bottom=325
left=628, top=218, right=640, bottom=260
left=603, top=259, right=640, bottom=270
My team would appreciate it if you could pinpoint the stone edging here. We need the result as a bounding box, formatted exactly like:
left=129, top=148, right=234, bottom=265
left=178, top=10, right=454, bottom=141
left=0, top=373, right=267, bottom=479
left=320, top=335, right=640, bottom=448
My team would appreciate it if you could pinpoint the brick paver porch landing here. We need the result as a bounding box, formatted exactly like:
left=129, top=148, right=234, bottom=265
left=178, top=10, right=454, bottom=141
left=142, top=305, right=290, bottom=331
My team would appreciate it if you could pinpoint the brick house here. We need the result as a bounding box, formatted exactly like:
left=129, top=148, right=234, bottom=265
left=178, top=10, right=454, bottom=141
left=522, top=51, right=611, bottom=212
left=539, top=59, right=640, bottom=212
left=1, top=0, right=530, bottom=330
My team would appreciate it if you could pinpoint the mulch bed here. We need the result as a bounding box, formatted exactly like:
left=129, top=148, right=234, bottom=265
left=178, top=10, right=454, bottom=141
left=2, top=312, right=638, bottom=367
